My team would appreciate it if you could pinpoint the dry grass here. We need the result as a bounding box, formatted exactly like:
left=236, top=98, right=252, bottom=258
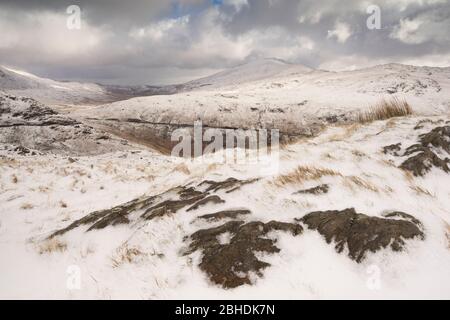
left=446, top=223, right=450, bottom=249
left=20, top=202, right=34, bottom=210
left=273, top=165, right=342, bottom=186
left=38, top=238, right=67, bottom=254
left=410, top=185, right=434, bottom=197
left=343, top=176, right=380, bottom=193
left=172, top=163, right=191, bottom=175
left=403, top=171, right=415, bottom=183
left=328, top=123, right=361, bottom=142
left=357, top=98, right=413, bottom=123
left=351, top=149, right=367, bottom=158
left=111, top=245, right=145, bottom=268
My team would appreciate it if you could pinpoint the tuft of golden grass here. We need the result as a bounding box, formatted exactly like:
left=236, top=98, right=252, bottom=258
left=343, top=176, right=380, bottom=193
left=273, top=165, right=342, bottom=186
left=172, top=163, right=191, bottom=175
left=446, top=223, right=450, bottom=249
left=410, top=185, right=434, bottom=197
left=328, top=123, right=361, bottom=142
left=111, top=245, right=145, bottom=268
left=20, top=202, right=34, bottom=210
left=403, top=171, right=415, bottom=182
left=357, top=97, right=413, bottom=123
left=38, top=238, right=67, bottom=254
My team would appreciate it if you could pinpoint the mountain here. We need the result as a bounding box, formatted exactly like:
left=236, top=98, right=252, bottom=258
left=0, top=91, right=138, bottom=155
left=73, top=61, right=450, bottom=150
left=0, top=66, right=115, bottom=105
left=181, top=58, right=313, bottom=90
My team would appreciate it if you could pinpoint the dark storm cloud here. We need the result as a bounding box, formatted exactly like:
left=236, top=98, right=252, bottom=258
left=0, top=0, right=449, bottom=85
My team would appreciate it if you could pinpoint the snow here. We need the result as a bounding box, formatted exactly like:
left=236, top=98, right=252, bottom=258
left=0, top=116, right=449, bottom=299
left=0, top=66, right=109, bottom=106
left=75, top=61, right=450, bottom=135
left=1, top=60, right=449, bottom=299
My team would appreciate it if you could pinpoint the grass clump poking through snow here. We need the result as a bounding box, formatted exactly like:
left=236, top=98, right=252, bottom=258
left=273, top=165, right=342, bottom=186
left=358, top=98, right=413, bottom=123
left=37, top=238, right=67, bottom=254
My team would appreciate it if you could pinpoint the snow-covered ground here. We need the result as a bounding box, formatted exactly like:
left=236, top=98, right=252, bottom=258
left=0, top=92, right=138, bottom=155
left=1, top=115, right=449, bottom=299
left=0, top=60, right=449, bottom=299
left=74, top=60, right=450, bottom=138
left=0, top=66, right=113, bottom=106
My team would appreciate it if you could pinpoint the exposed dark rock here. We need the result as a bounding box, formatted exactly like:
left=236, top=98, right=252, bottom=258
left=88, top=212, right=130, bottom=231
left=14, top=146, right=31, bottom=155
left=298, top=208, right=424, bottom=262
left=51, top=179, right=249, bottom=237
left=294, top=184, right=329, bottom=195
left=50, top=195, right=158, bottom=237
left=186, top=220, right=303, bottom=288
left=397, top=125, right=450, bottom=176
left=383, top=211, right=422, bottom=227
left=419, top=126, right=450, bottom=154
left=178, top=187, right=204, bottom=199
left=142, top=195, right=206, bottom=220
left=187, top=195, right=225, bottom=212
left=383, top=143, right=402, bottom=156
left=400, top=148, right=449, bottom=176
left=197, top=209, right=251, bottom=221
left=95, top=135, right=110, bottom=140
left=199, top=177, right=258, bottom=194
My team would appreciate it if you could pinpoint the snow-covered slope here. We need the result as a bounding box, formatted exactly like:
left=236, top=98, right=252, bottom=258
left=182, top=58, right=313, bottom=90
left=76, top=61, right=450, bottom=145
left=0, top=66, right=113, bottom=106
left=0, top=115, right=449, bottom=299
left=0, top=92, right=139, bottom=155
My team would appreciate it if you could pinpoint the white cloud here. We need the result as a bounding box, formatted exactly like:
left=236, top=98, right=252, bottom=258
left=390, top=8, right=450, bottom=45
left=390, top=18, right=424, bottom=44
left=327, top=22, right=352, bottom=43
left=129, top=16, right=190, bottom=41
left=0, top=0, right=449, bottom=84
left=223, top=0, right=249, bottom=12
left=0, top=11, right=111, bottom=64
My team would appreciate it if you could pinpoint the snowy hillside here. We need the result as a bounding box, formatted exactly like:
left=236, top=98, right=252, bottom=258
left=182, top=58, right=313, bottom=90
left=0, top=66, right=115, bottom=106
left=75, top=61, right=450, bottom=146
left=0, top=92, right=139, bottom=155
left=1, top=60, right=449, bottom=300
left=1, top=115, right=449, bottom=299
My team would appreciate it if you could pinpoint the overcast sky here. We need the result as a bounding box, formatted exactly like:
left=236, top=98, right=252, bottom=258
left=0, top=0, right=449, bottom=85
